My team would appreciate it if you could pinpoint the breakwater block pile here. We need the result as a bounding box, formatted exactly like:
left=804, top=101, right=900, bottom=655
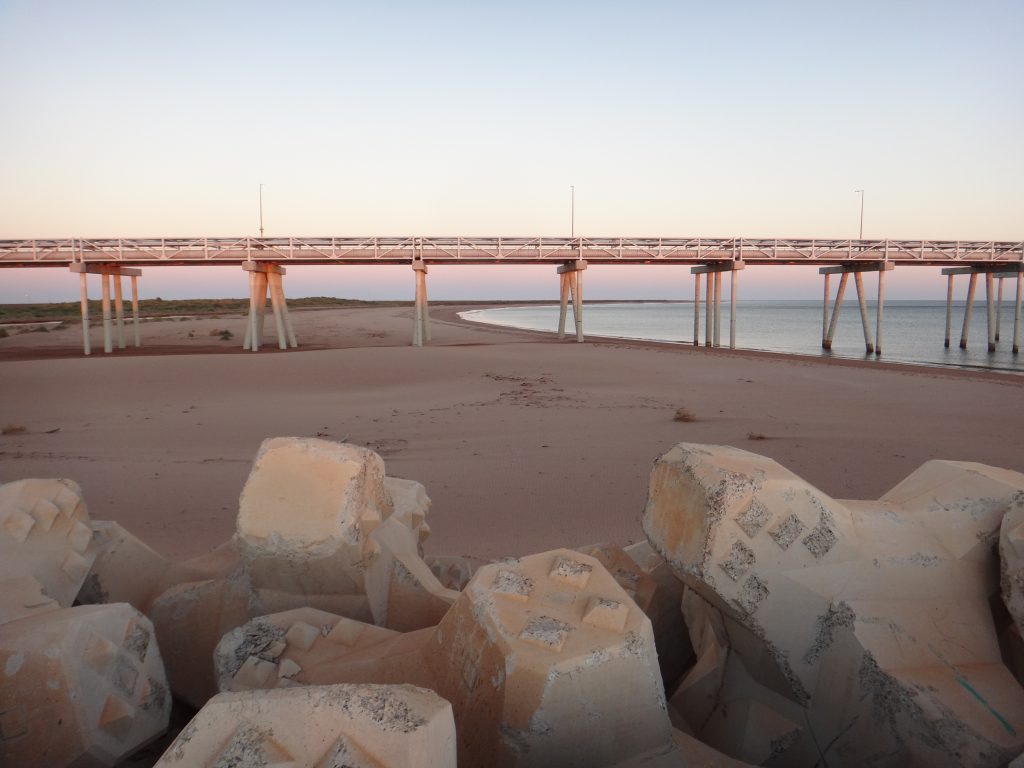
left=2, top=438, right=1023, bottom=766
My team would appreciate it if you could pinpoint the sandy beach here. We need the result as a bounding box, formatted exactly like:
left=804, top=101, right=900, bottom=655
left=2, top=304, right=1022, bottom=565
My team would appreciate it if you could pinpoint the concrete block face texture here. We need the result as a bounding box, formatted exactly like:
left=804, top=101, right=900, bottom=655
left=426, top=548, right=672, bottom=768
left=0, top=603, right=171, bottom=767
left=1001, top=502, right=1024, bottom=635
left=236, top=437, right=392, bottom=562
left=643, top=443, right=1024, bottom=767
left=147, top=576, right=252, bottom=709
left=154, top=684, right=457, bottom=767
left=576, top=543, right=692, bottom=690
left=0, top=478, right=97, bottom=608
left=0, top=574, right=60, bottom=624
left=214, top=607, right=400, bottom=693
left=77, top=520, right=170, bottom=611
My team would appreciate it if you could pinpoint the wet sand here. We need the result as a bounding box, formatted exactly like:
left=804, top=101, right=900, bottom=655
left=2, top=304, right=1022, bottom=564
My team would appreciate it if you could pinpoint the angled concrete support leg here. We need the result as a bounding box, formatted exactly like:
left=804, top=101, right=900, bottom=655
left=243, top=263, right=291, bottom=351
left=961, top=272, right=978, bottom=350
left=874, top=266, right=887, bottom=356
left=854, top=272, right=874, bottom=354
left=557, top=260, right=587, bottom=343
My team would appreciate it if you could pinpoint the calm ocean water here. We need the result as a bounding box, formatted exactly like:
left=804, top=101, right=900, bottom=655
left=461, top=301, right=1024, bottom=374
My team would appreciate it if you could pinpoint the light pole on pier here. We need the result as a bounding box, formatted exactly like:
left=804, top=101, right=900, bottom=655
left=259, top=184, right=265, bottom=238
left=854, top=189, right=864, bottom=240
left=570, top=185, right=575, bottom=239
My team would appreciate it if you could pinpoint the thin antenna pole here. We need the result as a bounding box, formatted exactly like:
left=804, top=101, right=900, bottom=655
left=855, top=189, right=864, bottom=239
left=570, top=185, right=575, bottom=239
left=259, top=184, right=264, bottom=238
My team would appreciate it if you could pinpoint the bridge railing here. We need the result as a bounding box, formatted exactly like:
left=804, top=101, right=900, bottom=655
left=0, top=237, right=1021, bottom=266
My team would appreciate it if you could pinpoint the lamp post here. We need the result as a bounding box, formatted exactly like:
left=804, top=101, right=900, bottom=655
left=259, top=184, right=265, bottom=238
left=570, top=185, right=575, bottom=239
left=854, top=189, right=864, bottom=240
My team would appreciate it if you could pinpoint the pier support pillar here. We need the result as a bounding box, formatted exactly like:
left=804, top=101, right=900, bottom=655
left=941, top=264, right=1021, bottom=353
left=691, top=261, right=744, bottom=349
left=412, top=259, right=430, bottom=346
left=556, top=260, right=587, bottom=343
left=692, top=269, right=701, bottom=346
left=818, top=262, right=892, bottom=354
left=243, top=262, right=297, bottom=351
left=1013, top=271, right=1022, bottom=355
left=69, top=263, right=142, bottom=356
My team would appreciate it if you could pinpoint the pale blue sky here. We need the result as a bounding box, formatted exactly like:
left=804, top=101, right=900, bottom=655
left=1, top=1, right=1021, bottom=301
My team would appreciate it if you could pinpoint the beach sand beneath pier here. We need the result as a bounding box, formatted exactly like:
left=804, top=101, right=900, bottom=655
left=1, top=304, right=1023, bottom=563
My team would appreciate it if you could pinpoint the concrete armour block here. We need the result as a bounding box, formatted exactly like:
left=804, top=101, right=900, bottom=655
left=0, top=575, right=60, bottom=624
left=643, top=443, right=1024, bottom=767
left=366, top=516, right=459, bottom=631
left=236, top=437, right=392, bottom=563
left=577, top=543, right=692, bottom=690
left=426, top=548, right=672, bottom=768
left=1001, top=502, right=1024, bottom=635
left=426, top=555, right=476, bottom=592
left=0, top=603, right=171, bottom=767
left=386, top=476, right=432, bottom=550
left=147, top=576, right=251, bottom=709
left=154, top=684, right=456, bottom=767
left=214, top=607, right=400, bottom=693
left=77, top=520, right=171, bottom=611
left=0, top=478, right=97, bottom=607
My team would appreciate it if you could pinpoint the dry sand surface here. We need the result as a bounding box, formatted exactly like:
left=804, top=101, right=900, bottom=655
left=1, top=304, right=1023, bottom=565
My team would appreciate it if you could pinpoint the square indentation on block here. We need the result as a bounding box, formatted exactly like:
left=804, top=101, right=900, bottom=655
left=67, top=520, right=93, bottom=554
left=802, top=515, right=837, bottom=558
left=326, top=620, right=364, bottom=647
left=541, top=590, right=577, bottom=610
left=769, top=514, right=806, bottom=551
left=62, top=550, right=91, bottom=582
left=738, top=574, right=769, bottom=614
left=519, top=615, right=572, bottom=652
left=284, top=622, right=321, bottom=652
left=718, top=540, right=755, bottom=582
left=2, top=509, right=35, bottom=544
left=548, top=557, right=593, bottom=590
left=491, top=569, right=534, bottom=601
left=735, top=500, right=772, bottom=538
left=234, top=657, right=278, bottom=689
left=582, top=597, right=628, bottom=633
left=30, top=499, right=61, bottom=531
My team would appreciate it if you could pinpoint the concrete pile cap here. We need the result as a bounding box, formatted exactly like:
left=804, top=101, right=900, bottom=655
left=428, top=548, right=671, bottom=767
left=0, top=478, right=97, bottom=609
left=155, top=683, right=456, bottom=767
left=236, top=437, right=393, bottom=559
left=0, top=603, right=171, bottom=767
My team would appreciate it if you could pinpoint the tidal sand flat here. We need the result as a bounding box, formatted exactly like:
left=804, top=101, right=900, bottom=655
left=1, top=304, right=1022, bottom=563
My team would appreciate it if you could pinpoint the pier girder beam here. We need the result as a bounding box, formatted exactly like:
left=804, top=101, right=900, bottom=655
left=242, top=262, right=297, bottom=351
left=942, top=264, right=1023, bottom=354
left=557, top=260, right=587, bottom=342
left=691, top=261, right=744, bottom=349
left=69, top=263, right=143, bottom=356
left=818, top=262, right=893, bottom=355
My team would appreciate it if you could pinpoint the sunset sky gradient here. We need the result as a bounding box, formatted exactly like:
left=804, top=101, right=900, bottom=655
left=1, top=1, right=1020, bottom=301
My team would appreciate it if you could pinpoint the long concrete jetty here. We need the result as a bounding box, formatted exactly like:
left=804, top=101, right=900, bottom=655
left=1, top=236, right=1021, bottom=357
